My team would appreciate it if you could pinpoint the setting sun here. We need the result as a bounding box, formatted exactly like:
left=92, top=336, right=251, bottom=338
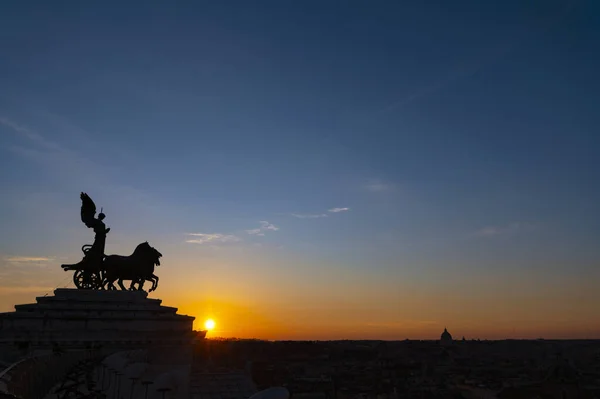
left=204, top=319, right=216, bottom=330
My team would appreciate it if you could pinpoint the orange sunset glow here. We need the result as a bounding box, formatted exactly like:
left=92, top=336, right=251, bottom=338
left=2, top=248, right=600, bottom=340
left=141, top=258, right=600, bottom=340
left=1, top=1, right=600, bottom=345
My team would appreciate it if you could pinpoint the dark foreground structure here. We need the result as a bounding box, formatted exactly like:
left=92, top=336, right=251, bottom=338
left=0, top=193, right=208, bottom=399
left=0, top=289, right=206, bottom=399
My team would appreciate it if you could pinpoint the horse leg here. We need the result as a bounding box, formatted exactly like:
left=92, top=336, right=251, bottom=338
left=150, top=275, right=159, bottom=292
left=103, top=271, right=116, bottom=290
left=105, top=278, right=117, bottom=290
left=148, top=276, right=156, bottom=292
left=118, top=278, right=127, bottom=290
left=137, top=279, right=146, bottom=291
left=131, top=278, right=144, bottom=291
left=98, top=271, right=106, bottom=290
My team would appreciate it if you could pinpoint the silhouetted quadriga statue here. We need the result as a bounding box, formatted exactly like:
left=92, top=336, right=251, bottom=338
left=61, top=192, right=162, bottom=291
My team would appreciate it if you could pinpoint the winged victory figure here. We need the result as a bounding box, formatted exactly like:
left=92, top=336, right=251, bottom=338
left=61, top=193, right=110, bottom=275
left=80, top=192, right=110, bottom=256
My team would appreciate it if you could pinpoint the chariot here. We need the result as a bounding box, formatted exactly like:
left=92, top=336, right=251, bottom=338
left=60, top=193, right=162, bottom=292
left=61, top=244, right=105, bottom=290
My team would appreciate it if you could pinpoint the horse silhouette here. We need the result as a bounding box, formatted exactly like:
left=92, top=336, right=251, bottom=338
left=102, top=242, right=162, bottom=292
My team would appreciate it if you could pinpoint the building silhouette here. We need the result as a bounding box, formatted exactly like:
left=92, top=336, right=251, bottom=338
left=440, top=328, right=453, bottom=347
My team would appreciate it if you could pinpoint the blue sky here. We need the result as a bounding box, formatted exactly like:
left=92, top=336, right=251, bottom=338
left=1, top=1, right=600, bottom=339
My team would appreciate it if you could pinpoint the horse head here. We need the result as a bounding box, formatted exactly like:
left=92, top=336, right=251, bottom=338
left=134, top=241, right=163, bottom=266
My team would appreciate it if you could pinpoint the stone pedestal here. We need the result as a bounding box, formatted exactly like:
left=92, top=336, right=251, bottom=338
left=0, top=289, right=207, bottom=399
left=0, top=289, right=205, bottom=349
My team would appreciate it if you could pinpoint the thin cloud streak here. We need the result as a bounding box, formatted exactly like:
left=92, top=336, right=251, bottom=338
left=378, top=37, right=522, bottom=115
left=1, top=115, right=169, bottom=222
left=185, top=233, right=241, bottom=245
left=291, top=213, right=328, bottom=219
left=0, top=116, right=63, bottom=152
left=291, top=208, right=350, bottom=219
left=377, top=2, right=575, bottom=115
left=328, top=207, right=350, bottom=213
left=290, top=207, right=350, bottom=219
left=5, top=256, right=52, bottom=262
left=365, top=180, right=394, bottom=192
left=475, top=222, right=533, bottom=237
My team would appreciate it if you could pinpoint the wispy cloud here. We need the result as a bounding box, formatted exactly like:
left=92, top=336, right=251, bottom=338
left=1, top=115, right=105, bottom=179
left=378, top=35, right=523, bottom=115
left=290, top=207, right=350, bottom=219
left=475, top=222, right=533, bottom=237
left=246, top=221, right=279, bottom=236
left=1, top=115, right=168, bottom=223
left=185, top=233, right=241, bottom=245
left=0, top=116, right=63, bottom=151
left=260, top=221, right=279, bottom=231
left=186, top=221, right=280, bottom=243
left=291, top=213, right=328, bottom=219
left=365, top=180, right=394, bottom=192
left=5, top=256, right=52, bottom=263
left=328, top=207, right=350, bottom=213
left=379, top=1, right=584, bottom=115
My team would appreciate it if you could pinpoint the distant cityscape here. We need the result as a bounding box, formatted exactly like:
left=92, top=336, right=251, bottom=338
left=2, top=289, right=599, bottom=399
left=193, top=328, right=600, bottom=399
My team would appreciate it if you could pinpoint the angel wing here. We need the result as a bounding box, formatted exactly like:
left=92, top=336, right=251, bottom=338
left=80, top=192, right=97, bottom=228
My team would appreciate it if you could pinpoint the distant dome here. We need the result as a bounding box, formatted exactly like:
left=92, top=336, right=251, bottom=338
left=441, top=328, right=452, bottom=342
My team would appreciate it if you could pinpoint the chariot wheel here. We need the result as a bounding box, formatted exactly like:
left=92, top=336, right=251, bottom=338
left=73, top=270, right=102, bottom=290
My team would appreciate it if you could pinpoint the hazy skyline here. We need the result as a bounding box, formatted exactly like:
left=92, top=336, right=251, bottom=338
left=1, top=1, right=600, bottom=340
